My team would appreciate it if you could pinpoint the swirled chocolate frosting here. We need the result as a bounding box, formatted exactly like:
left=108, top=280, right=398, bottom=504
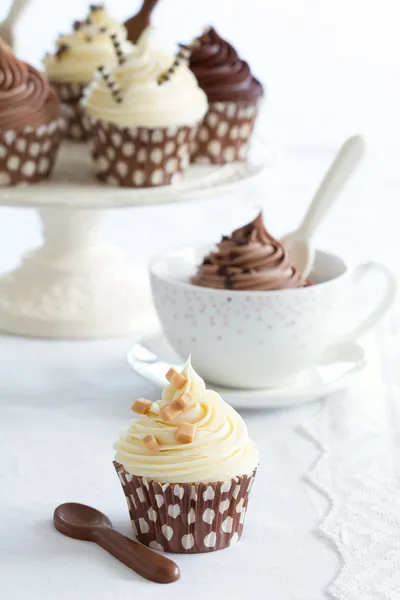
left=188, top=27, right=263, bottom=103
left=191, top=213, right=304, bottom=291
left=0, top=42, right=60, bottom=131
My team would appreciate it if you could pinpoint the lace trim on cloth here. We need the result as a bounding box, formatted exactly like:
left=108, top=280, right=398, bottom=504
left=302, top=321, right=400, bottom=600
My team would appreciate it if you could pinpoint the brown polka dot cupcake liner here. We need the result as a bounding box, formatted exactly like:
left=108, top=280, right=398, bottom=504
left=192, top=101, right=259, bottom=165
left=114, top=461, right=257, bottom=553
left=84, top=116, right=198, bottom=188
left=51, top=81, right=88, bottom=141
left=0, top=118, right=65, bottom=187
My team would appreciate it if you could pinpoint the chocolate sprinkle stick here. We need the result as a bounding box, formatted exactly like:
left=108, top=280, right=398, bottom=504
left=158, top=40, right=199, bottom=85
left=84, top=5, right=104, bottom=26
left=110, top=33, right=127, bottom=66
left=55, top=43, right=69, bottom=60
left=98, top=65, right=123, bottom=103
left=157, top=26, right=209, bottom=85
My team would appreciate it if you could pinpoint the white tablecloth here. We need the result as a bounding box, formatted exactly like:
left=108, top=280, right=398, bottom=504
left=0, top=333, right=337, bottom=600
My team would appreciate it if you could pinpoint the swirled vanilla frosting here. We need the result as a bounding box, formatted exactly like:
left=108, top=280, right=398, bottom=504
left=114, top=359, right=258, bottom=483
left=43, top=5, right=134, bottom=84
left=83, top=28, right=208, bottom=128
left=0, top=41, right=60, bottom=130
left=191, top=212, right=305, bottom=291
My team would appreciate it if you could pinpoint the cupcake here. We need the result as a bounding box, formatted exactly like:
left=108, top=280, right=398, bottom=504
left=43, top=4, right=133, bottom=140
left=82, top=31, right=208, bottom=187
left=0, top=41, right=62, bottom=187
left=114, top=358, right=258, bottom=553
left=191, top=212, right=306, bottom=290
left=187, top=27, right=264, bottom=164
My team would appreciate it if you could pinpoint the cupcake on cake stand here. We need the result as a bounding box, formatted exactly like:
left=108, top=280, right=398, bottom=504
left=0, top=140, right=266, bottom=339
left=0, top=19, right=267, bottom=339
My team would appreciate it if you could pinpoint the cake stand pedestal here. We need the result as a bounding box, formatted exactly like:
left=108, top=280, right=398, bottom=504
left=0, top=207, right=152, bottom=338
left=0, top=142, right=266, bottom=338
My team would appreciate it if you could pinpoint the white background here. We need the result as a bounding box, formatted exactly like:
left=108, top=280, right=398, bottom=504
left=3, top=0, right=400, bottom=148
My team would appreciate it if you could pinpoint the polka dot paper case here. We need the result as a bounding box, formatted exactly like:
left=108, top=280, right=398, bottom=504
left=114, top=358, right=258, bottom=553
left=0, top=41, right=63, bottom=187
left=187, top=27, right=264, bottom=165
left=82, top=29, right=208, bottom=187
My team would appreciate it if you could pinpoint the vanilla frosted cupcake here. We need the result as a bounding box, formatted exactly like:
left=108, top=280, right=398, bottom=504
left=0, top=41, right=63, bottom=186
left=43, top=4, right=133, bottom=140
left=83, top=31, right=208, bottom=187
left=114, top=358, right=258, bottom=553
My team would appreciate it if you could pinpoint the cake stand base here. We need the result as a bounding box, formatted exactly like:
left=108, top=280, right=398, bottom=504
left=0, top=208, right=155, bottom=338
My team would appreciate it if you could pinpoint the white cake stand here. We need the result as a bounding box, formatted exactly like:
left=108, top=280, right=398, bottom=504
left=0, top=141, right=266, bottom=338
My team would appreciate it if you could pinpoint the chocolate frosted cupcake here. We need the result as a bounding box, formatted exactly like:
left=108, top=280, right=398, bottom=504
left=114, top=358, right=258, bottom=553
left=188, top=27, right=263, bottom=164
left=192, top=212, right=305, bottom=290
left=83, top=31, right=207, bottom=187
left=43, top=5, right=134, bottom=140
left=0, top=41, right=62, bottom=186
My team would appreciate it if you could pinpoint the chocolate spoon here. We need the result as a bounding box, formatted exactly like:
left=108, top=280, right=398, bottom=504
left=53, top=503, right=180, bottom=584
left=281, top=135, right=366, bottom=280
left=124, top=0, right=160, bottom=44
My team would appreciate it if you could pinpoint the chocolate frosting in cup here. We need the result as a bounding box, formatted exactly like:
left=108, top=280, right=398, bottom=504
left=0, top=42, right=60, bottom=131
left=188, top=27, right=263, bottom=103
left=191, top=212, right=304, bottom=291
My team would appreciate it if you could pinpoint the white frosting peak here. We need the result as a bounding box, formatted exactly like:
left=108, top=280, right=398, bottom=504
left=82, top=29, right=208, bottom=128
left=43, top=7, right=134, bottom=84
left=114, top=360, right=258, bottom=484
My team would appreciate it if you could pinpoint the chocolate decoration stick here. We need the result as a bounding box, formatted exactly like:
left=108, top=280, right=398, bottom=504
left=110, top=33, right=127, bottom=66
left=98, top=65, right=123, bottom=103
left=158, top=42, right=198, bottom=85
left=53, top=503, right=180, bottom=584
left=124, top=0, right=160, bottom=44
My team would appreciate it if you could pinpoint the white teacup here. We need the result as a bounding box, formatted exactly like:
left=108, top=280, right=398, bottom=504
left=149, top=245, right=396, bottom=389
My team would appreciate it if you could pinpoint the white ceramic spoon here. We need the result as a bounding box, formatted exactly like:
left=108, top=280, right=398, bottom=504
left=281, top=135, right=366, bottom=279
left=0, top=0, right=30, bottom=49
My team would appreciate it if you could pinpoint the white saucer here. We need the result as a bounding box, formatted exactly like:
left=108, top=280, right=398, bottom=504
left=127, top=331, right=367, bottom=409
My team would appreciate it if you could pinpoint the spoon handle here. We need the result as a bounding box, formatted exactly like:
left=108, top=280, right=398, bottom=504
left=299, top=135, right=366, bottom=239
left=3, top=0, right=30, bottom=26
left=93, top=527, right=180, bottom=584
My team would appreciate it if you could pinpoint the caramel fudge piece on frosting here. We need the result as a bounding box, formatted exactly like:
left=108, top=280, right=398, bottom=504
left=159, top=402, right=183, bottom=422
left=176, top=422, right=196, bottom=444
left=143, top=434, right=160, bottom=451
left=165, top=367, right=187, bottom=389
left=131, top=398, right=153, bottom=415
